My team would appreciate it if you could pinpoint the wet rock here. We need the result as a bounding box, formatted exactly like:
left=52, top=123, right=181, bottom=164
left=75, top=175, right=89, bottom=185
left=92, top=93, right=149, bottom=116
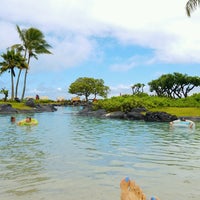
left=131, top=107, right=147, bottom=112
left=126, top=111, right=144, bottom=120
left=25, top=98, right=35, bottom=107
left=78, top=106, right=179, bottom=122
left=0, top=103, right=57, bottom=114
left=144, top=111, right=177, bottom=122
left=0, top=104, right=18, bottom=113
left=79, top=106, right=106, bottom=117
left=35, top=104, right=57, bottom=112
left=105, top=111, right=125, bottom=119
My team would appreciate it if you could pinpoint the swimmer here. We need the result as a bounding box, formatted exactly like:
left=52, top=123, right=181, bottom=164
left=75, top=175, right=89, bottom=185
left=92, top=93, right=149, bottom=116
left=10, top=116, right=16, bottom=123
left=25, top=117, right=31, bottom=123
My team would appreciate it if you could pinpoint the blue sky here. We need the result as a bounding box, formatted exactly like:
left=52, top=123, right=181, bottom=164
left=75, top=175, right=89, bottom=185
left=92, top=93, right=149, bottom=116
left=0, top=0, right=200, bottom=100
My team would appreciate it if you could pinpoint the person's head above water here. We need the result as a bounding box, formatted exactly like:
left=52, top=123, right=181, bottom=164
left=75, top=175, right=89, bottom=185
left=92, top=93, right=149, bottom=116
left=10, top=116, right=16, bottom=122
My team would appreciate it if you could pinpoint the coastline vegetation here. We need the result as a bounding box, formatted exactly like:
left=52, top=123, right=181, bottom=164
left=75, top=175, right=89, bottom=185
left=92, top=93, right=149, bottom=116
left=92, top=93, right=200, bottom=117
left=0, top=93, right=200, bottom=117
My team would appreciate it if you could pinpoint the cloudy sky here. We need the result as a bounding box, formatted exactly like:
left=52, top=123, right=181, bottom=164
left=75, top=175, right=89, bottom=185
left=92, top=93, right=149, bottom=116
left=0, top=0, right=200, bottom=100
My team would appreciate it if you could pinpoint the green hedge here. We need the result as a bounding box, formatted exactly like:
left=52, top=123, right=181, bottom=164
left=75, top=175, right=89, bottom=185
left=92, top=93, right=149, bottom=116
left=92, top=93, right=200, bottom=112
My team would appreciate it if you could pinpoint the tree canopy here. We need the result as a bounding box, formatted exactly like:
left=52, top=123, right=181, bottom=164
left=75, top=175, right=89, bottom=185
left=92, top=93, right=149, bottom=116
left=0, top=48, right=28, bottom=100
left=131, top=83, right=145, bottom=94
left=0, top=25, right=52, bottom=101
left=0, top=88, right=8, bottom=101
left=68, top=77, right=110, bottom=101
left=15, top=25, right=52, bottom=100
left=148, top=72, right=200, bottom=98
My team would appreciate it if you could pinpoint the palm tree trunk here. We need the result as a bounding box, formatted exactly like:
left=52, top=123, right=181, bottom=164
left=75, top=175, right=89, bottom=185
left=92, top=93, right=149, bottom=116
left=21, top=55, right=30, bottom=101
left=21, top=69, right=28, bottom=101
left=15, top=69, right=22, bottom=98
left=11, top=72, right=14, bottom=100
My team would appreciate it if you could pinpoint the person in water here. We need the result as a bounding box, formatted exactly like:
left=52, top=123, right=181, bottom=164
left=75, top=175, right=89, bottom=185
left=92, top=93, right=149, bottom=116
left=120, top=177, right=159, bottom=200
left=10, top=116, right=16, bottom=123
left=180, top=117, right=186, bottom=121
left=25, top=117, right=32, bottom=123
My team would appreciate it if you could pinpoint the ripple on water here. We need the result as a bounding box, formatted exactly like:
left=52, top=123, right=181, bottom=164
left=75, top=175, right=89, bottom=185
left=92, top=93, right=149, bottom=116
left=0, top=108, right=200, bottom=200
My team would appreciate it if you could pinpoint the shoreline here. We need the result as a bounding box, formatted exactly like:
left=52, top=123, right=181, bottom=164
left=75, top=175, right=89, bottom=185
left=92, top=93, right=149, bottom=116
left=0, top=103, right=57, bottom=114
left=1, top=103, right=200, bottom=122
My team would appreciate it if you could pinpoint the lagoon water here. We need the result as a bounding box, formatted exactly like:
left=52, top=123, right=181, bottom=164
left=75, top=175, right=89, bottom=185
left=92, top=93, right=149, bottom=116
left=0, top=106, right=200, bottom=200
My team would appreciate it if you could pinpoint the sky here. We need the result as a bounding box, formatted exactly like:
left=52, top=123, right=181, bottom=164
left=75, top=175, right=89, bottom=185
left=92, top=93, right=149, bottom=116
left=0, top=0, right=200, bottom=100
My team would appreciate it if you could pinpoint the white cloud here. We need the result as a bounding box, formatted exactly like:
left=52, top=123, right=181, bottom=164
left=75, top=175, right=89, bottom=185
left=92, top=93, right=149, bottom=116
left=109, top=84, right=132, bottom=97
left=1, top=0, right=200, bottom=67
left=110, top=57, right=137, bottom=71
left=1, top=0, right=200, bottom=99
left=31, top=35, right=96, bottom=72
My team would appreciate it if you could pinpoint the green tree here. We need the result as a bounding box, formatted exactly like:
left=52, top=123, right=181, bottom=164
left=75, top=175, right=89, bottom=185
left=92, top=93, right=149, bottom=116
left=131, top=83, right=145, bottom=94
left=0, top=88, right=8, bottom=101
left=0, top=48, right=27, bottom=100
left=68, top=77, right=110, bottom=101
left=93, top=79, right=110, bottom=99
left=186, top=0, right=200, bottom=16
left=148, top=72, right=200, bottom=98
left=174, top=72, right=200, bottom=97
left=15, top=25, right=52, bottom=100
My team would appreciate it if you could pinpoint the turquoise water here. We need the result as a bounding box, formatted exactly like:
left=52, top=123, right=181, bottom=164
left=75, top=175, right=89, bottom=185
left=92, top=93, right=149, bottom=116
left=0, top=106, right=200, bottom=200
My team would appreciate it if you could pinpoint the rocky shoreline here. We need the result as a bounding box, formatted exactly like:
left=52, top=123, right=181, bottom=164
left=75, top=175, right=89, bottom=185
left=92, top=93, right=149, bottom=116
left=0, top=99, right=57, bottom=114
left=1, top=100, right=200, bottom=122
left=78, top=104, right=200, bottom=122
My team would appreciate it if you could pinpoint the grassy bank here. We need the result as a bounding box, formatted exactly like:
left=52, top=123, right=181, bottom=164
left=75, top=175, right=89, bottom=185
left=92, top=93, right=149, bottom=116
left=149, top=107, right=200, bottom=117
left=93, top=93, right=200, bottom=117
left=0, top=101, right=32, bottom=110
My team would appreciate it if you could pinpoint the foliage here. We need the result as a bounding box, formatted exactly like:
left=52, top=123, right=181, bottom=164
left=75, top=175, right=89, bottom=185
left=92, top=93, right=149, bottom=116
left=93, top=94, right=152, bottom=112
left=131, top=83, right=145, bottom=94
left=93, top=79, right=110, bottom=98
left=0, top=25, right=51, bottom=101
left=14, top=25, right=52, bottom=100
left=92, top=93, right=200, bottom=113
left=148, top=72, right=200, bottom=98
left=0, top=48, right=28, bottom=100
left=186, top=0, right=200, bottom=16
left=0, top=88, right=8, bottom=101
left=68, top=77, right=110, bottom=101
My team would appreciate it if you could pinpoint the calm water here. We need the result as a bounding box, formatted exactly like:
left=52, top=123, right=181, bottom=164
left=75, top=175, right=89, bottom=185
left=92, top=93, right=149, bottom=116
left=0, top=106, right=200, bottom=200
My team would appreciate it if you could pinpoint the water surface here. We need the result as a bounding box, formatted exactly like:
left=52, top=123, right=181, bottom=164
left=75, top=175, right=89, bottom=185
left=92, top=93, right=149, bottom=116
left=0, top=106, right=200, bottom=200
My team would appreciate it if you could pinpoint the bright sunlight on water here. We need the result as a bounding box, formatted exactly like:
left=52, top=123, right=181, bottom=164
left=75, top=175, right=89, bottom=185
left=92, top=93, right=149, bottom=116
left=0, top=106, right=200, bottom=200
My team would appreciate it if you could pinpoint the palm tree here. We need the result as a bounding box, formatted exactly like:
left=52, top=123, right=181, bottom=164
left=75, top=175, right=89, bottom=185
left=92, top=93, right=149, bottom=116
left=0, top=48, right=28, bottom=100
left=0, top=88, right=8, bottom=101
left=186, top=0, right=200, bottom=16
left=15, top=25, right=52, bottom=100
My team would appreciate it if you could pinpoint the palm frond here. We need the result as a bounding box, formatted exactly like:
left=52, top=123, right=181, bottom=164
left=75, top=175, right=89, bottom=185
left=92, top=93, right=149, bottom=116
left=16, top=25, right=26, bottom=44
left=186, top=0, right=200, bottom=16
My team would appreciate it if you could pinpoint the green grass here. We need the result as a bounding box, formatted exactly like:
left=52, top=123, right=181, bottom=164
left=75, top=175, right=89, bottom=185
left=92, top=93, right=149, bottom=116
left=11, top=102, right=33, bottom=110
left=149, top=107, right=200, bottom=117
left=0, top=101, right=32, bottom=110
